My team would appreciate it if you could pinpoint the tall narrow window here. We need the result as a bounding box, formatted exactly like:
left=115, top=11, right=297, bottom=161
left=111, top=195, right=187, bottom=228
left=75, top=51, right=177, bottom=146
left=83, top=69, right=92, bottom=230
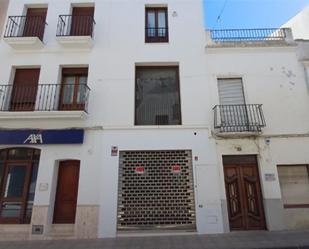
left=23, top=8, right=47, bottom=41
left=145, top=7, right=168, bottom=43
left=59, top=68, right=88, bottom=111
left=0, top=148, right=40, bottom=224
left=135, top=66, right=181, bottom=125
left=217, top=78, right=248, bottom=131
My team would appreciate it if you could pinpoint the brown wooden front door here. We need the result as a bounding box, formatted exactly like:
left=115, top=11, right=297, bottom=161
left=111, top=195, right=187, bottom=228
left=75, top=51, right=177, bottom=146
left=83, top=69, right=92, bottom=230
left=10, top=69, right=40, bottom=111
left=23, top=8, right=47, bottom=40
left=223, top=155, right=266, bottom=231
left=71, top=7, right=94, bottom=36
left=53, top=160, right=80, bottom=224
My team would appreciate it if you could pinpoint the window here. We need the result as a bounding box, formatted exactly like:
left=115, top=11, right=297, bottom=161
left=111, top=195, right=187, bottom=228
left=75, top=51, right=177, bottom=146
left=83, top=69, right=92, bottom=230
left=145, top=7, right=168, bottom=43
left=277, top=165, right=309, bottom=208
left=0, top=148, right=40, bottom=224
left=135, top=66, right=181, bottom=125
left=59, top=68, right=89, bottom=111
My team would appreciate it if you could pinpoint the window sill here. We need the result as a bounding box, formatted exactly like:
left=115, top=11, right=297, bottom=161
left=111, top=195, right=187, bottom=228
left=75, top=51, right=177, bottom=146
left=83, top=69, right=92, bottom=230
left=284, top=204, right=309, bottom=209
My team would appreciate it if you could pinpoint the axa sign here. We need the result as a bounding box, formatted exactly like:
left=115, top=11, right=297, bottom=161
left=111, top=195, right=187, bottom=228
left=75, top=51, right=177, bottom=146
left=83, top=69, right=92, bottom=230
left=0, top=129, right=84, bottom=145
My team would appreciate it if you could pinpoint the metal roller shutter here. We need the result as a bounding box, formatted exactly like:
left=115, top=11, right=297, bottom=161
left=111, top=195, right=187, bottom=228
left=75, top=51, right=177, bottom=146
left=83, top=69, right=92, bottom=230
left=117, top=150, right=196, bottom=231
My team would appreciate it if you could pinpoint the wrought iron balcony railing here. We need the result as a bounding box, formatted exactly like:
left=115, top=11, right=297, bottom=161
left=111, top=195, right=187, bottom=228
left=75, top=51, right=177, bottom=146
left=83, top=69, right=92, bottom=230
left=213, top=104, right=266, bottom=133
left=0, top=84, right=90, bottom=112
left=56, top=15, right=96, bottom=37
left=145, top=27, right=169, bottom=42
left=4, top=16, right=47, bottom=41
left=209, top=28, right=286, bottom=42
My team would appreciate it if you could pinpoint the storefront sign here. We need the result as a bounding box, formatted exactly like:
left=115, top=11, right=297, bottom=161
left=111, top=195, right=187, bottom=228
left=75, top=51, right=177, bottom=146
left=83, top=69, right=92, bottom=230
left=0, top=129, right=84, bottom=145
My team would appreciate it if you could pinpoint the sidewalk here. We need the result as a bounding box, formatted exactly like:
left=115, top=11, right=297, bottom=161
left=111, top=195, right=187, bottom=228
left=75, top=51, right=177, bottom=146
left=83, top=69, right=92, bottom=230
left=0, top=230, right=308, bottom=249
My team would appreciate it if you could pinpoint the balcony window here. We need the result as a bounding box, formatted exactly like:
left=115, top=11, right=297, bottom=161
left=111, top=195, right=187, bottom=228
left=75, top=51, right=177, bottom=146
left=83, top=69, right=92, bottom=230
left=4, top=8, right=47, bottom=41
left=145, top=7, right=168, bottom=43
left=0, top=148, right=40, bottom=224
left=278, top=165, right=309, bottom=208
left=135, top=66, right=181, bottom=125
left=57, top=7, right=95, bottom=37
left=214, top=78, right=266, bottom=133
left=0, top=68, right=90, bottom=113
left=59, top=68, right=89, bottom=111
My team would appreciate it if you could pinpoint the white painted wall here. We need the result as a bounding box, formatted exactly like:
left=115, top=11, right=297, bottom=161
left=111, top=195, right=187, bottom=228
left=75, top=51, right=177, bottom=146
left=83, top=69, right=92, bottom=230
left=283, top=6, right=309, bottom=40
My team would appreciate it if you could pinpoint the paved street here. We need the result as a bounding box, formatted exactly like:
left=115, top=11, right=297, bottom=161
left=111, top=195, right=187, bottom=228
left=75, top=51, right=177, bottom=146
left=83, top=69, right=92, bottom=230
left=0, top=230, right=309, bottom=249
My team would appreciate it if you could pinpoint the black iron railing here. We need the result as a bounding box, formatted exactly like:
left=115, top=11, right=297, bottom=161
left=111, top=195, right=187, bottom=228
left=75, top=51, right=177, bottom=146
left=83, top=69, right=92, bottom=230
left=0, top=84, right=90, bottom=112
left=213, top=104, right=266, bottom=133
left=57, top=15, right=96, bottom=37
left=209, top=28, right=286, bottom=42
left=4, top=16, right=47, bottom=41
left=145, top=27, right=169, bottom=42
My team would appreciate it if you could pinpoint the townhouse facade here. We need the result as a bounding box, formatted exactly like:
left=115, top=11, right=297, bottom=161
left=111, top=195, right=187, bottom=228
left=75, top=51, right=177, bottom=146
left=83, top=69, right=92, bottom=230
left=0, top=0, right=308, bottom=241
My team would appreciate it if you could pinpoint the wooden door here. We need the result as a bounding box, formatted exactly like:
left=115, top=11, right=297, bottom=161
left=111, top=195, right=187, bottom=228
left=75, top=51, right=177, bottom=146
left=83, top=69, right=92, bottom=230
left=10, top=69, right=40, bottom=111
left=71, top=7, right=94, bottom=36
left=53, top=160, right=80, bottom=224
left=23, top=8, right=47, bottom=40
left=223, top=155, right=266, bottom=231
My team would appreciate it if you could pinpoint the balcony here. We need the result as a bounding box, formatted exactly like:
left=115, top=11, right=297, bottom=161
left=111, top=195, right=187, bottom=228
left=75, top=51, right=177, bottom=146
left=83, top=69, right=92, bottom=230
left=206, top=28, right=294, bottom=48
left=0, top=84, right=90, bottom=120
left=213, top=104, right=266, bottom=136
left=145, top=27, right=169, bottom=43
left=3, top=16, right=47, bottom=50
left=56, top=15, right=96, bottom=48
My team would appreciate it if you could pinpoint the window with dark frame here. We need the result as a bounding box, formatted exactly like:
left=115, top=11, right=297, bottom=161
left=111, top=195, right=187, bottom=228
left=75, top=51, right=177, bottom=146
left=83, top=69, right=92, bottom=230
left=145, top=7, right=168, bottom=43
left=0, top=148, right=40, bottom=224
left=135, top=66, right=181, bottom=126
left=59, top=67, right=89, bottom=111
left=277, top=165, right=309, bottom=208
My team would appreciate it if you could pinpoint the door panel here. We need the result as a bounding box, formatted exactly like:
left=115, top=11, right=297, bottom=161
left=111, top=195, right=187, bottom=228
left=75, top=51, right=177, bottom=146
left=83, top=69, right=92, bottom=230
left=71, top=7, right=94, bottom=36
left=0, top=163, right=31, bottom=223
left=23, top=8, right=47, bottom=40
left=223, top=156, right=266, bottom=231
left=10, top=69, right=40, bottom=111
left=53, top=160, right=80, bottom=224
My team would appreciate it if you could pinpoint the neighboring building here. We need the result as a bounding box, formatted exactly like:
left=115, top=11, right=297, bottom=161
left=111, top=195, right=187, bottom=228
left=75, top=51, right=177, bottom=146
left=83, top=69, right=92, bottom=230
left=0, top=0, right=9, bottom=35
left=283, top=5, right=309, bottom=40
left=0, top=0, right=308, bottom=241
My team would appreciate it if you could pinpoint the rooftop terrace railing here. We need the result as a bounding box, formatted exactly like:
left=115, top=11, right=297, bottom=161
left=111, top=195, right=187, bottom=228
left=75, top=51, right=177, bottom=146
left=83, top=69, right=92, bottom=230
left=209, top=28, right=286, bottom=42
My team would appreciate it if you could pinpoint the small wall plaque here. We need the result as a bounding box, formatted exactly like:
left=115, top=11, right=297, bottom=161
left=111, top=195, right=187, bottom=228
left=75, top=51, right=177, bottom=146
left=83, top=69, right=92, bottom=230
left=111, top=146, right=118, bottom=156
left=265, top=173, right=276, bottom=182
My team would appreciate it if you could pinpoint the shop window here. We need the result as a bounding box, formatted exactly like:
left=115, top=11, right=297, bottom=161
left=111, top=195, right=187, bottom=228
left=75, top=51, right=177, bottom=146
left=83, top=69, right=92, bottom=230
left=0, top=148, right=40, bottom=224
left=277, top=165, right=309, bottom=208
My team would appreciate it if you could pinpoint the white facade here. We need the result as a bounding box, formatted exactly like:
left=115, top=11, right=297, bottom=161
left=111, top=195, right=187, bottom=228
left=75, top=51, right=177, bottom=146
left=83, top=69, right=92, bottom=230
left=283, top=5, right=309, bottom=40
left=0, top=0, right=309, bottom=241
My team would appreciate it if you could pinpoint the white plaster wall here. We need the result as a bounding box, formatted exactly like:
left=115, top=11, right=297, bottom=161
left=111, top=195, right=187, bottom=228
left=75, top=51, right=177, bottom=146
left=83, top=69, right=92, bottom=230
left=283, top=6, right=309, bottom=40
left=206, top=47, right=309, bottom=136
left=0, top=0, right=209, bottom=130
left=98, top=128, right=223, bottom=237
left=0, top=0, right=9, bottom=36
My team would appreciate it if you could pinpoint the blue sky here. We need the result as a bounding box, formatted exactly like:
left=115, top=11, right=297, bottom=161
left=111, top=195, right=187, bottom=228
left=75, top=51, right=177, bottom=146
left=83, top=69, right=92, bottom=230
left=204, top=0, right=309, bottom=29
